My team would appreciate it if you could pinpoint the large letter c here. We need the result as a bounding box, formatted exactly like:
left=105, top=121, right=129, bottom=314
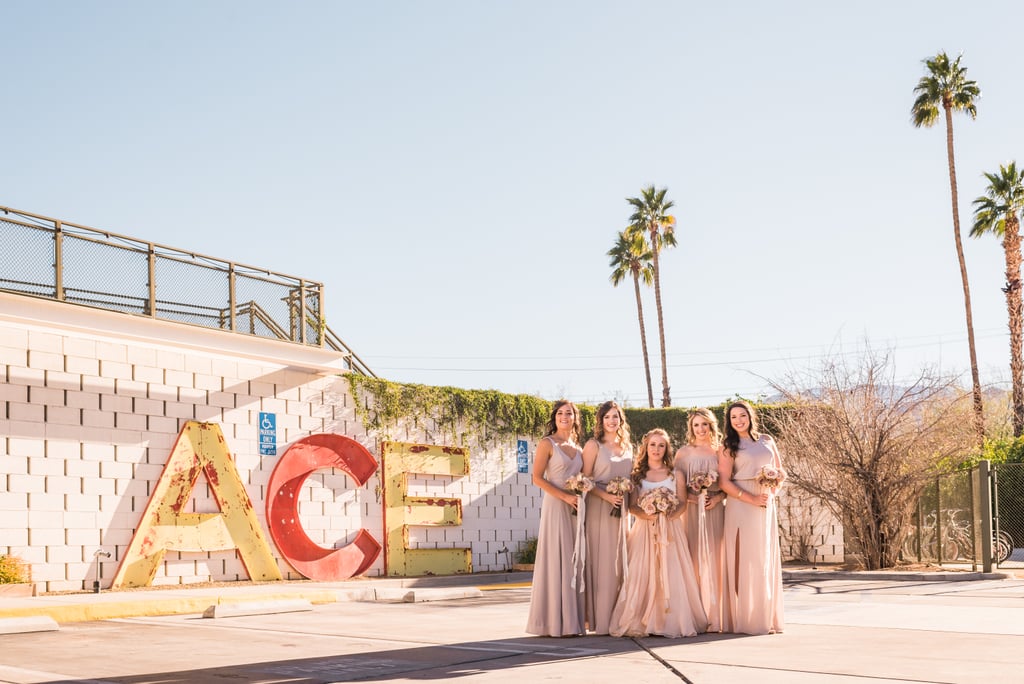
left=266, top=434, right=381, bottom=580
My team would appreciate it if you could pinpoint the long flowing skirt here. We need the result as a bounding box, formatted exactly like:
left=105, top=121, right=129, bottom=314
left=584, top=494, right=627, bottom=634
left=609, top=515, right=707, bottom=638
left=526, top=493, right=585, bottom=636
left=722, top=492, right=784, bottom=635
left=684, top=495, right=726, bottom=632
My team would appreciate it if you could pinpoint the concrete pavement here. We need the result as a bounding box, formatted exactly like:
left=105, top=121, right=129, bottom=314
left=1, top=568, right=1023, bottom=683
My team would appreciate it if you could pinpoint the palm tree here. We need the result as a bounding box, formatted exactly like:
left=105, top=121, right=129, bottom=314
left=608, top=231, right=656, bottom=408
left=971, top=162, right=1024, bottom=436
left=911, top=52, right=984, bottom=446
left=626, top=185, right=677, bottom=407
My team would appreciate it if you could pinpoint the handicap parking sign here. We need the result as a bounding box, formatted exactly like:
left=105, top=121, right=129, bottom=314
left=517, top=439, right=529, bottom=473
left=259, top=412, right=277, bottom=456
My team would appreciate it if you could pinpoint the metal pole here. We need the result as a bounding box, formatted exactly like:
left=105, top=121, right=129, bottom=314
left=54, top=221, right=63, bottom=301
left=228, top=263, right=237, bottom=332
left=978, top=460, right=993, bottom=573
left=147, top=243, right=156, bottom=317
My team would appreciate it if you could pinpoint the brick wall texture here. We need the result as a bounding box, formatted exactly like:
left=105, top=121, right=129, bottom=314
left=1, top=303, right=841, bottom=592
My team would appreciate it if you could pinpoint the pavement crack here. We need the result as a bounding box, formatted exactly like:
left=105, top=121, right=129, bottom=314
left=629, top=638, right=694, bottom=682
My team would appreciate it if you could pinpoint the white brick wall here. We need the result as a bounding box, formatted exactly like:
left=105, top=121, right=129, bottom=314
left=0, top=295, right=551, bottom=591
left=0, top=292, right=844, bottom=592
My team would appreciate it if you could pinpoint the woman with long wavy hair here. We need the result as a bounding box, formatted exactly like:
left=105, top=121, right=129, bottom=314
left=526, top=400, right=586, bottom=636
left=717, top=400, right=786, bottom=635
left=675, top=407, right=727, bottom=632
left=581, top=400, right=633, bottom=634
left=609, top=428, right=706, bottom=638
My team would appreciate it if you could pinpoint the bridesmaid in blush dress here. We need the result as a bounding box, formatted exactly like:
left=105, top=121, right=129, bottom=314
left=674, top=407, right=727, bottom=632
left=609, top=428, right=707, bottom=638
left=526, top=400, right=586, bottom=637
left=582, top=400, right=634, bottom=634
left=718, top=400, right=786, bottom=635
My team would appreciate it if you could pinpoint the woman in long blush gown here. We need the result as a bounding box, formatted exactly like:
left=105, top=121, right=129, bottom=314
left=526, top=400, right=586, bottom=637
left=609, top=428, right=707, bottom=638
left=674, top=407, right=726, bottom=632
left=582, top=401, right=634, bottom=634
left=718, top=400, right=786, bottom=635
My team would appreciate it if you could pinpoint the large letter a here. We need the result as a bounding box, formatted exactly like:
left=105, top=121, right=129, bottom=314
left=111, top=421, right=282, bottom=588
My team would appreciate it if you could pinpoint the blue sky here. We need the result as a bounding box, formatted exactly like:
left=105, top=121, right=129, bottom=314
left=4, top=1, right=1023, bottom=407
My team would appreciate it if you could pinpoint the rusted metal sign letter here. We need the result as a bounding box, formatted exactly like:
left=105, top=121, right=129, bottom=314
left=266, top=434, right=382, bottom=580
left=381, top=441, right=472, bottom=576
left=111, top=421, right=282, bottom=588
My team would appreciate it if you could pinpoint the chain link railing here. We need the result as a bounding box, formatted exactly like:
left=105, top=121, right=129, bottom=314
left=0, top=205, right=373, bottom=376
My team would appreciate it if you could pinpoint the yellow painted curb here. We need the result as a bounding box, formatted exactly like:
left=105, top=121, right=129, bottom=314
left=0, top=590, right=340, bottom=624
left=477, top=582, right=531, bottom=590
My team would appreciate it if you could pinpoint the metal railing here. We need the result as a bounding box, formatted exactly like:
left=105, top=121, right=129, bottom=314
left=0, top=205, right=374, bottom=377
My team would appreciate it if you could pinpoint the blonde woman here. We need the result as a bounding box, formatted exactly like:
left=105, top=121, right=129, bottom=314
left=609, top=428, right=706, bottom=638
left=674, top=408, right=727, bottom=632
left=581, top=401, right=633, bottom=634
left=718, top=400, right=786, bottom=635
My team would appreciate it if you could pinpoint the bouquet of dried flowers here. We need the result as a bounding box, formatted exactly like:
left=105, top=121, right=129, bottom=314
left=756, top=464, right=785, bottom=490
left=605, top=476, right=634, bottom=517
left=638, top=486, right=680, bottom=517
left=687, top=470, right=718, bottom=495
left=564, top=473, right=595, bottom=515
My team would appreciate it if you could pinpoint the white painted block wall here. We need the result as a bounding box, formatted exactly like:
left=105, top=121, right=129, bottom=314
left=1, top=292, right=840, bottom=593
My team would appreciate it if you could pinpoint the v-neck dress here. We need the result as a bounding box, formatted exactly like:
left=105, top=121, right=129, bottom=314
left=526, top=437, right=586, bottom=636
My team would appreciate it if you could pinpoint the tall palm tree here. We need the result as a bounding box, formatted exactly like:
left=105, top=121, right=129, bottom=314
left=608, top=230, right=656, bottom=408
left=626, top=185, right=677, bottom=407
left=971, top=162, right=1024, bottom=436
left=911, top=51, right=984, bottom=446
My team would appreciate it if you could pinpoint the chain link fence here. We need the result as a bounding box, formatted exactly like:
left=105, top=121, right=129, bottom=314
left=994, top=463, right=1024, bottom=568
left=0, top=206, right=325, bottom=347
left=902, top=463, right=1024, bottom=569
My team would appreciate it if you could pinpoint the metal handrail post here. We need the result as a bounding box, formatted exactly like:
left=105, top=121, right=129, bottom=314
left=54, top=221, right=64, bottom=301
left=978, top=460, right=993, bottom=573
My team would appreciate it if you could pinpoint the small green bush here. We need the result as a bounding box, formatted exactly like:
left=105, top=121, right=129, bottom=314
left=516, top=537, right=538, bottom=564
left=0, top=554, right=28, bottom=584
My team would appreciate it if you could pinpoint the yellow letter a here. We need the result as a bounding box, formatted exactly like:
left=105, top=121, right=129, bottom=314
left=111, top=421, right=282, bottom=588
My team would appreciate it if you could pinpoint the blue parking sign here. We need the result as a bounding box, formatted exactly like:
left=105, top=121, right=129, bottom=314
left=517, top=439, right=529, bottom=473
left=259, top=412, right=277, bottom=456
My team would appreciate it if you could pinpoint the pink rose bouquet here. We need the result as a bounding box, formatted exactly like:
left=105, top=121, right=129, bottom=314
left=638, top=487, right=680, bottom=517
left=605, top=476, right=634, bottom=517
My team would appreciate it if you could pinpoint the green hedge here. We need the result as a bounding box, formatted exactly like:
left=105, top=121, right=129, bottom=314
left=345, top=376, right=784, bottom=451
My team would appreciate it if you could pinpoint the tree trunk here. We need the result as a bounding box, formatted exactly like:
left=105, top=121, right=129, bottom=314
left=1003, top=215, right=1024, bottom=436
left=650, top=227, right=671, bottom=407
left=944, top=103, right=985, bottom=446
left=632, top=271, right=655, bottom=408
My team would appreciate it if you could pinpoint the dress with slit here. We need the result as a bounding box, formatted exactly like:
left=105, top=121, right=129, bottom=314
left=608, top=475, right=708, bottom=638
left=584, top=442, right=633, bottom=634
left=526, top=438, right=586, bottom=636
left=676, top=449, right=726, bottom=632
left=722, top=435, right=785, bottom=635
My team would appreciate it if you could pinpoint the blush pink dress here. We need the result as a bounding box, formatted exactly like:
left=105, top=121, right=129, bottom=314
left=722, top=435, right=785, bottom=635
left=583, top=442, right=633, bottom=634
left=676, top=448, right=726, bottom=632
left=608, top=475, right=708, bottom=638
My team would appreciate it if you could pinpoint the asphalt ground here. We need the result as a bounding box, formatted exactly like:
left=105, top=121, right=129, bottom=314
left=1, top=569, right=1023, bottom=684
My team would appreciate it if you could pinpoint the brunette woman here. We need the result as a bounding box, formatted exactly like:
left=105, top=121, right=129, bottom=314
left=526, top=400, right=586, bottom=636
left=718, top=400, right=786, bottom=635
left=581, top=400, right=633, bottom=634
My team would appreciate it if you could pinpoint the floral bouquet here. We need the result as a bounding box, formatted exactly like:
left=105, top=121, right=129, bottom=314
left=687, top=470, right=718, bottom=495
left=756, top=464, right=785, bottom=490
left=605, top=476, right=635, bottom=517
left=638, top=487, right=680, bottom=517
left=564, top=473, right=595, bottom=515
